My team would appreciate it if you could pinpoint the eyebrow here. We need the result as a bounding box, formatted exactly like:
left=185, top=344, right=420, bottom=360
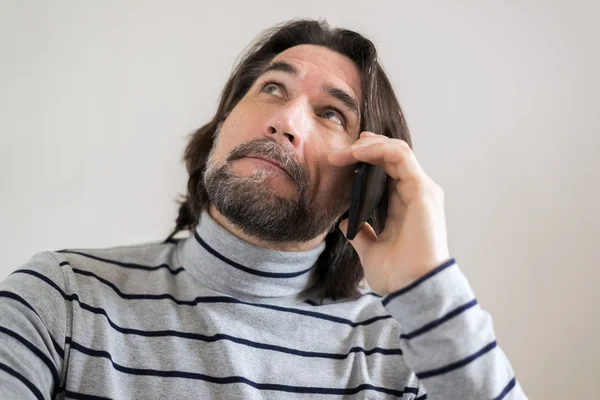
left=259, top=61, right=361, bottom=122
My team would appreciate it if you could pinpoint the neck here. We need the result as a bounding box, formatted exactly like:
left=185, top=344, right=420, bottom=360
left=176, top=206, right=328, bottom=299
left=207, top=203, right=328, bottom=252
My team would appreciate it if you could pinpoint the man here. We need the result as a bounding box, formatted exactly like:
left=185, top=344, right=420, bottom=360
left=0, top=19, right=527, bottom=399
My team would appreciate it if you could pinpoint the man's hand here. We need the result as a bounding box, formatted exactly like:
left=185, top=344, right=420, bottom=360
left=328, top=131, right=451, bottom=296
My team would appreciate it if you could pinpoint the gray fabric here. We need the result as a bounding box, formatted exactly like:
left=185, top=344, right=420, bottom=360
left=0, top=208, right=526, bottom=399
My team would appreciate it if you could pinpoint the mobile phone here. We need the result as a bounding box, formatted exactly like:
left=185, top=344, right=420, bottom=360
left=346, top=162, right=387, bottom=240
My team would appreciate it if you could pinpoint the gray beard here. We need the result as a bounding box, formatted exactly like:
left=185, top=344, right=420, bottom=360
left=202, top=137, right=350, bottom=244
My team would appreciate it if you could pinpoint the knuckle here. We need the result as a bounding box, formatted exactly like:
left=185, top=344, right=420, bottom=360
left=413, top=183, right=428, bottom=197
left=419, top=181, right=443, bottom=201
left=397, top=140, right=410, bottom=151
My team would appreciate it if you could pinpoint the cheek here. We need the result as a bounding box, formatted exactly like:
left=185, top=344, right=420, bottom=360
left=310, top=150, right=354, bottom=201
left=221, top=102, right=268, bottom=142
left=212, top=112, right=255, bottom=158
left=236, top=96, right=271, bottom=122
left=329, top=167, right=353, bottom=192
left=209, top=134, right=239, bottom=168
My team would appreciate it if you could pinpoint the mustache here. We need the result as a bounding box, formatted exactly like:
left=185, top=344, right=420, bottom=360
left=226, top=139, right=308, bottom=189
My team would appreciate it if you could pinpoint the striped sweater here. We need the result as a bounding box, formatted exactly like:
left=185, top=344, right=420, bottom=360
left=0, top=208, right=526, bottom=399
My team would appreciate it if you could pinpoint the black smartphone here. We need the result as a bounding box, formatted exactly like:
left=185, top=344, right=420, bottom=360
left=346, top=162, right=387, bottom=240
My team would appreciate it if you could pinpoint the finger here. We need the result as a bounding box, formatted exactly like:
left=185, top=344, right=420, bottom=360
left=355, top=141, right=424, bottom=182
left=339, top=219, right=378, bottom=261
left=328, top=135, right=388, bottom=167
left=333, top=140, right=425, bottom=183
left=360, top=131, right=379, bottom=138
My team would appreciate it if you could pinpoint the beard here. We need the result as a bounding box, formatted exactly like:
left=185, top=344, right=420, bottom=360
left=203, top=136, right=352, bottom=244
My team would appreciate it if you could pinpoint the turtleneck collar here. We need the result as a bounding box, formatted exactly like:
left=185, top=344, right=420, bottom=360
left=175, top=207, right=327, bottom=299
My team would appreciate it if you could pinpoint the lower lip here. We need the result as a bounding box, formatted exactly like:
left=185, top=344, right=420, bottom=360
left=246, top=157, right=287, bottom=174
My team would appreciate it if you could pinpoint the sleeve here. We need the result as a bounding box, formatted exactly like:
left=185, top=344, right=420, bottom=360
left=0, top=252, right=69, bottom=400
left=381, top=258, right=528, bottom=400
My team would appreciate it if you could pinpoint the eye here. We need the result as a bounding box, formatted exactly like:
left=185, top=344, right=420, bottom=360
left=321, top=108, right=346, bottom=127
left=260, top=81, right=285, bottom=97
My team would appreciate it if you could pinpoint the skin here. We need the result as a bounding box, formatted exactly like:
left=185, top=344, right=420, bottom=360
left=209, top=44, right=451, bottom=295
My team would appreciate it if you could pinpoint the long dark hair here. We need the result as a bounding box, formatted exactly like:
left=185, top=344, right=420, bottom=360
left=165, top=19, right=412, bottom=300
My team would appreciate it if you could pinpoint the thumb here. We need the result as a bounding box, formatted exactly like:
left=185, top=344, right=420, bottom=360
left=339, top=219, right=378, bottom=259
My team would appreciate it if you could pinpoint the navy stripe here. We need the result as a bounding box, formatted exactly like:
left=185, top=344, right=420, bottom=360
left=415, top=394, right=428, bottom=400
left=56, top=250, right=185, bottom=274
left=75, top=299, right=402, bottom=359
left=417, top=340, right=498, bottom=379
left=0, top=327, right=59, bottom=392
left=55, top=388, right=113, bottom=400
left=400, top=298, right=478, bottom=340
left=0, top=290, right=65, bottom=358
left=68, top=340, right=409, bottom=396
left=305, top=291, right=381, bottom=306
left=56, top=267, right=392, bottom=327
left=19, top=269, right=402, bottom=360
left=0, top=290, right=40, bottom=315
left=494, top=377, right=516, bottom=400
left=382, top=258, right=455, bottom=306
left=11, top=268, right=402, bottom=359
left=403, top=386, right=419, bottom=396
left=65, top=390, right=113, bottom=400
left=13, top=269, right=68, bottom=297
left=306, top=291, right=381, bottom=306
left=0, top=361, right=45, bottom=400
left=195, top=231, right=312, bottom=278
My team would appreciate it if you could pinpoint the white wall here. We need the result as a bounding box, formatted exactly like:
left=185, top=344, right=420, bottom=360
left=1, top=1, right=598, bottom=398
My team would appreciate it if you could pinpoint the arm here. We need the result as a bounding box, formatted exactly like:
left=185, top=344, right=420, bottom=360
left=382, top=258, right=526, bottom=399
left=330, top=132, right=528, bottom=399
left=0, top=252, right=68, bottom=399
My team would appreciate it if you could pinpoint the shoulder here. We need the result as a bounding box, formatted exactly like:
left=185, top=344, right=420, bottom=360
left=2, top=251, right=66, bottom=293
left=3, top=239, right=178, bottom=293
left=47, top=240, right=183, bottom=295
left=0, top=251, right=71, bottom=335
left=50, top=239, right=180, bottom=275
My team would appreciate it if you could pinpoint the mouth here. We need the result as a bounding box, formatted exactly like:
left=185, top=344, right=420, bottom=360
left=245, top=156, right=290, bottom=177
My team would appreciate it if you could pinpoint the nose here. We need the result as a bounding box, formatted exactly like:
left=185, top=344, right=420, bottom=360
left=263, top=97, right=312, bottom=148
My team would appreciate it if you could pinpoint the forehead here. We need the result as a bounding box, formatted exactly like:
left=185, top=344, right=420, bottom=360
left=270, top=44, right=362, bottom=102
